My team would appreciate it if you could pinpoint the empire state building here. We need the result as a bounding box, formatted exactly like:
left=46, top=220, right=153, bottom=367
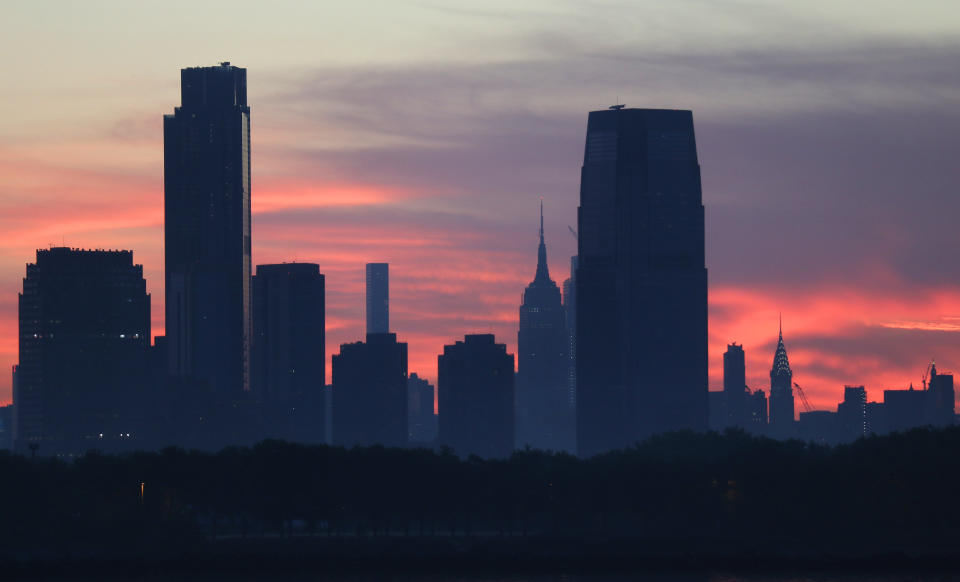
left=516, top=202, right=573, bottom=452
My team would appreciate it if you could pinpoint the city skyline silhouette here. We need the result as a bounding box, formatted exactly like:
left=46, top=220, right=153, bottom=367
left=0, top=2, right=958, bottom=414
left=2, top=2, right=960, bottom=573
left=7, top=63, right=954, bottom=455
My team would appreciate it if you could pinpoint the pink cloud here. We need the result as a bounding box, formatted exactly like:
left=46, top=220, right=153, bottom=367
left=709, top=285, right=960, bottom=413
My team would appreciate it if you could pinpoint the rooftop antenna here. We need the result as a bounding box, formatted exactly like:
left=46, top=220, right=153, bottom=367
left=539, top=196, right=544, bottom=242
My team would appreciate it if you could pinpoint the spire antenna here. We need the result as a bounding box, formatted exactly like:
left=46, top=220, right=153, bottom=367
left=533, top=197, right=550, bottom=283
left=539, top=196, right=544, bottom=244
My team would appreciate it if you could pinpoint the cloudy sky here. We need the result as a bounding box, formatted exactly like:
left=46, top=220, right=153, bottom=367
left=1, top=0, right=959, bottom=410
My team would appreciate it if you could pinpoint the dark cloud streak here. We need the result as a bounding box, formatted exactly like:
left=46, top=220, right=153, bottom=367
left=255, top=38, right=960, bottom=290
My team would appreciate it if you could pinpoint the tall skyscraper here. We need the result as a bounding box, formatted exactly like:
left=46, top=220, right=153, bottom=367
left=927, top=364, right=955, bottom=426
left=516, top=202, right=572, bottom=452
left=563, top=255, right=578, bottom=411
left=164, top=63, right=252, bottom=395
left=723, top=343, right=747, bottom=428
left=438, top=334, right=514, bottom=458
left=252, top=263, right=325, bottom=442
left=768, top=323, right=795, bottom=436
left=576, top=107, right=708, bottom=457
left=837, top=385, right=867, bottom=441
left=365, top=263, right=389, bottom=334
left=332, top=333, right=408, bottom=448
left=407, top=372, right=438, bottom=444
left=15, top=248, right=151, bottom=455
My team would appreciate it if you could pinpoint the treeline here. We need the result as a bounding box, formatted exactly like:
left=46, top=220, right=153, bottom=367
left=2, top=428, right=960, bottom=560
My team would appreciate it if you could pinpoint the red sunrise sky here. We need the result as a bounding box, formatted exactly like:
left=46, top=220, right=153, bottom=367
left=1, top=1, right=959, bottom=414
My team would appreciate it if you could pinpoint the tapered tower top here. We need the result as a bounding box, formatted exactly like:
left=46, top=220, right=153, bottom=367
left=533, top=199, right=551, bottom=284
left=771, top=318, right=792, bottom=379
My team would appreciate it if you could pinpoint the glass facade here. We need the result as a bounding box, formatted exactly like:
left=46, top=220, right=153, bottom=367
left=164, top=63, right=252, bottom=395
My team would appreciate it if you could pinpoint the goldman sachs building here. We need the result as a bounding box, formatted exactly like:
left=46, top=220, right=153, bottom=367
left=576, top=106, right=708, bottom=457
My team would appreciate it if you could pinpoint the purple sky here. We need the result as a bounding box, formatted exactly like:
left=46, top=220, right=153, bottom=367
left=0, top=1, right=958, bottom=410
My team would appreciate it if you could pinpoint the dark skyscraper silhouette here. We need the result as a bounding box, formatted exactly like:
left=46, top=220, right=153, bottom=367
left=837, top=385, right=867, bottom=442
left=576, top=107, right=708, bottom=457
left=927, top=364, right=955, bottom=426
left=365, top=263, right=389, bottom=334
left=563, top=255, right=578, bottom=412
left=14, top=248, right=150, bottom=455
left=723, top=343, right=747, bottom=427
left=516, top=202, right=572, bottom=452
left=164, top=63, right=252, bottom=395
left=407, top=372, right=437, bottom=445
left=332, top=333, right=408, bottom=448
left=0, top=402, right=11, bottom=451
left=747, top=389, right=768, bottom=427
left=252, top=263, right=326, bottom=442
left=438, top=334, right=514, bottom=458
left=768, top=323, right=795, bottom=436
left=881, top=385, right=927, bottom=433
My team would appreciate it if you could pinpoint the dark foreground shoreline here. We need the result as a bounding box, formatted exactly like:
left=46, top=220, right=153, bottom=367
left=6, top=429, right=960, bottom=578
left=5, top=536, right=960, bottom=580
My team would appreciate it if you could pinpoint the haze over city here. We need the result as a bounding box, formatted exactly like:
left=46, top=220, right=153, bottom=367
left=2, top=0, right=959, bottom=409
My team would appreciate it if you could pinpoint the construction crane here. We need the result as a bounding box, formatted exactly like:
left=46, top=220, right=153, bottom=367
left=568, top=226, right=578, bottom=241
left=921, top=359, right=935, bottom=390
left=793, top=382, right=814, bottom=413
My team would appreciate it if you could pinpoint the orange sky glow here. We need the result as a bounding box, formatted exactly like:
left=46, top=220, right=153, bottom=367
left=1, top=1, right=959, bottom=417
left=0, top=146, right=956, bottom=414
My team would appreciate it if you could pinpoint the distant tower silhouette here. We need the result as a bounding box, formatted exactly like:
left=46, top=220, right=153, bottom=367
left=562, top=255, right=578, bottom=411
left=516, top=201, right=572, bottom=452
left=837, top=385, right=867, bottom=441
left=768, top=319, right=795, bottom=436
left=332, top=333, right=407, bottom=448
left=251, top=263, right=326, bottom=443
left=927, top=363, right=955, bottom=427
left=747, top=389, right=768, bottom=428
left=407, top=373, right=437, bottom=444
left=723, top=343, right=746, bottom=427
left=15, top=248, right=151, bottom=455
left=365, top=263, right=389, bottom=334
left=164, top=63, right=251, bottom=395
left=576, top=107, right=708, bottom=456
left=438, top=334, right=515, bottom=458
